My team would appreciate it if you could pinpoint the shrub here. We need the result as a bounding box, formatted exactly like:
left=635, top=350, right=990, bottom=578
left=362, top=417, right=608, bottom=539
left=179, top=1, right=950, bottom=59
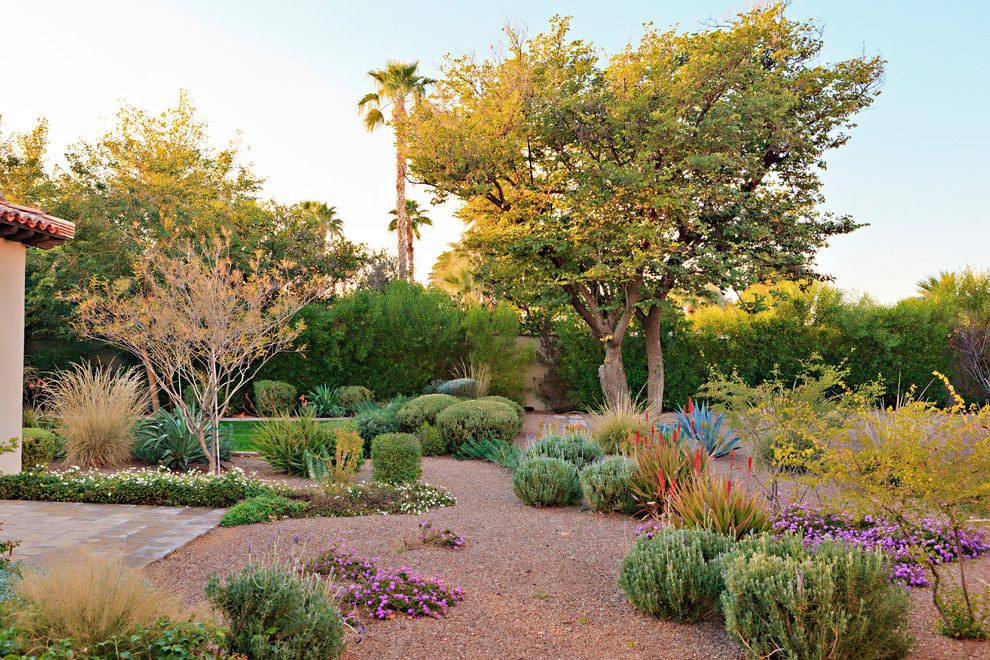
left=513, top=457, right=580, bottom=506
left=206, top=562, right=345, bottom=660
left=628, top=432, right=708, bottom=516
left=134, top=408, right=232, bottom=471
left=416, top=422, right=447, bottom=456
left=591, top=394, right=650, bottom=454
left=305, top=384, right=345, bottom=417
left=253, top=379, right=297, bottom=416
left=436, top=377, right=478, bottom=398
left=0, top=466, right=271, bottom=507
left=20, top=428, right=61, bottom=470
left=371, top=433, right=422, bottom=484
left=253, top=415, right=336, bottom=475
left=398, top=394, right=459, bottom=430
left=668, top=475, right=772, bottom=540
left=435, top=399, right=522, bottom=451
left=46, top=363, right=148, bottom=468
left=619, top=528, right=734, bottom=622
left=721, top=540, right=915, bottom=660
left=309, top=543, right=464, bottom=619
left=11, top=554, right=185, bottom=651
left=524, top=433, right=603, bottom=470
left=220, top=495, right=307, bottom=527
left=452, top=436, right=521, bottom=470
left=334, top=385, right=374, bottom=412
left=481, top=395, right=525, bottom=423
left=580, top=457, right=636, bottom=513
left=355, top=397, right=407, bottom=450
left=463, top=302, right=534, bottom=400
left=299, top=482, right=455, bottom=517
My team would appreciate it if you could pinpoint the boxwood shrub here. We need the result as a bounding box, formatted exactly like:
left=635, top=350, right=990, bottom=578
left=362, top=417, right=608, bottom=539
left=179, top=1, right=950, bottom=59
left=371, top=433, right=422, bottom=484
left=334, top=385, right=374, bottom=412
left=513, top=457, right=581, bottom=507
left=20, top=428, right=62, bottom=470
left=480, top=395, right=525, bottom=423
left=435, top=399, right=522, bottom=451
left=398, top=394, right=459, bottom=431
left=253, top=380, right=297, bottom=416
left=416, top=423, right=447, bottom=456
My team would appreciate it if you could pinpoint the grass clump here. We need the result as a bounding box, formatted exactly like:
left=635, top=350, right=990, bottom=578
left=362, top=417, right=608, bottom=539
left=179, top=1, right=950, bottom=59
left=513, top=457, right=580, bottom=507
left=619, top=528, right=734, bottom=622
left=668, top=475, right=772, bottom=540
left=591, top=394, right=650, bottom=453
left=371, top=433, right=422, bottom=484
left=47, top=363, right=148, bottom=468
left=452, top=436, right=521, bottom=470
left=579, top=456, right=636, bottom=514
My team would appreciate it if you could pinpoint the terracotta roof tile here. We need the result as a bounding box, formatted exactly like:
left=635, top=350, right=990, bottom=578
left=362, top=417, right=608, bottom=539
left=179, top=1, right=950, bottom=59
left=0, top=194, right=75, bottom=249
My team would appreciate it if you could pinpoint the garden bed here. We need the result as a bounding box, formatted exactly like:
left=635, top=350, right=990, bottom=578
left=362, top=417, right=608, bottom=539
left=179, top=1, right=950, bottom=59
left=144, top=456, right=990, bottom=659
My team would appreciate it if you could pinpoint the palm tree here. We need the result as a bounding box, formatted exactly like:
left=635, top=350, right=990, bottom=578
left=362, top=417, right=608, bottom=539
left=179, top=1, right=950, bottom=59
left=358, top=60, right=434, bottom=281
left=292, top=200, right=343, bottom=238
left=430, top=242, right=483, bottom=303
left=388, top=199, right=432, bottom=279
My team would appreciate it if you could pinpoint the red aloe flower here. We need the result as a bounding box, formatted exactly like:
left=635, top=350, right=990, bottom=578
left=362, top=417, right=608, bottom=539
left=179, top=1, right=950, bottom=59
left=687, top=398, right=694, bottom=415
left=693, top=447, right=702, bottom=473
left=747, top=456, right=753, bottom=475
left=656, top=469, right=665, bottom=495
left=634, top=430, right=641, bottom=446
left=645, top=408, right=649, bottom=423
left=726, top=480, right=732, bottom=496
left=729, top=448, right=736, bottom=467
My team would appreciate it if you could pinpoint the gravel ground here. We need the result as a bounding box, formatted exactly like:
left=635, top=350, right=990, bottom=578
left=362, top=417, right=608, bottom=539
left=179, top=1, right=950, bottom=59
left=146, top=453, right=990, bottom=660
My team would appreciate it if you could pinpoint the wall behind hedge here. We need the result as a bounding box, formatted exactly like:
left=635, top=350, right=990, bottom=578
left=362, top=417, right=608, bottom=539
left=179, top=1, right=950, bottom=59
left=548, top=284, right=956, bottom=410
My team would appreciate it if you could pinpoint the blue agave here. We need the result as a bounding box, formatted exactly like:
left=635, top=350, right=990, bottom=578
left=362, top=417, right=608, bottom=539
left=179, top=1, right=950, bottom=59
left=671, top=399, right=741, bottom=458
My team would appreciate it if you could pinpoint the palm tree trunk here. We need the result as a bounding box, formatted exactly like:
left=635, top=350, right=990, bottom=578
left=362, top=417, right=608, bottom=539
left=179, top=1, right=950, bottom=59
left=393, top=101, right=410, bottom=280
left=407, top=224, right=415, bottom=281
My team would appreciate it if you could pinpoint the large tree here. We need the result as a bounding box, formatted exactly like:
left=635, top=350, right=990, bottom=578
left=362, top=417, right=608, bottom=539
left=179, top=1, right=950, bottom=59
left=358, top=61, right=434, bottom=281
left=409, top=6, right=884, bottom=410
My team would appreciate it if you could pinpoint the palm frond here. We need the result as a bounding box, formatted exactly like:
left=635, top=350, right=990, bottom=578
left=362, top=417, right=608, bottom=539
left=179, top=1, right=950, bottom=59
left=356, top=92, right=380, bottom=111
left=362, top=108, right=386, bottom=132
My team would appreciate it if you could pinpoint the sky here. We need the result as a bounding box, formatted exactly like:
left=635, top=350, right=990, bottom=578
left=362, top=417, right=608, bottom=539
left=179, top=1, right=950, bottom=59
left=2, top=0, right=986, bottom=302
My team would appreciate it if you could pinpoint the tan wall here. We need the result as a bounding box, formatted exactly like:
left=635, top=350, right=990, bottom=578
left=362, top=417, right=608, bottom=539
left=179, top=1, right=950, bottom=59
left=0, top=239, right=25, bottom=474
left=518, top=336, right=549, bottom=411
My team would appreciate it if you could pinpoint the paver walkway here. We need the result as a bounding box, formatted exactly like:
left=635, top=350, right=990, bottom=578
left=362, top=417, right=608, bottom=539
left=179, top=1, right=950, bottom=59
left=0, top=500, right=225, bottom=567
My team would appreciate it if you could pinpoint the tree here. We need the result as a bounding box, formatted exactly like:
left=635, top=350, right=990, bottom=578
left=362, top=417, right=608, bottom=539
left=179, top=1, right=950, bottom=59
left=358, top=61, right=434, bottom=281
left=430, top=242, right=483, bottom=304
left=75, top=238, right=326, bottom=473
left=409, top=6, right=883, bottom=410
left=388, top=199, right=432, bottom=279
left=293, top=200, right=344, bottom=238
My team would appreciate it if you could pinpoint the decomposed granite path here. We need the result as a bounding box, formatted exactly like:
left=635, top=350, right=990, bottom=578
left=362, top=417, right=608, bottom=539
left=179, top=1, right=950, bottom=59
left=0, top=500, right=226, bottom=567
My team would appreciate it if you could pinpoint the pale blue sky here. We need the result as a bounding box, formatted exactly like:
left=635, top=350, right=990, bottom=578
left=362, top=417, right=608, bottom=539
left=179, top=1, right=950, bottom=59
left=3, top=0, right=986, bottom=301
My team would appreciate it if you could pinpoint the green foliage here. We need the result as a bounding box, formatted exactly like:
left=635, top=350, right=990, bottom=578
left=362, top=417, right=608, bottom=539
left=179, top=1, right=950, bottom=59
left=435, top=399, right=522, bottom=450
left=463, top=303, right=534, bottom=400
left=298, top=482, right=455, bottom=517
left=480, top=395, right=525, bottom=423
left=333, top=385, right=374, bottom=412
left=435, top=378, right=477, bottom=398
left=259, top=282, right=464, bottom=397
left=935, top=586, right=990, bottom=640
left=253, top=416, right=337, bottom=476
left=668, top=476, right=773, bottom=540
left=398, top=394, right=459, bottom=430
left=512, top=457, right=580, bottom=507
left=20, top=428, right=61, bottom=470
left=0, top=467, right=272, bottom=507
left=354, top=398, right=407, bottom=450
left=304, top=384, right=344, bottom=417
left=452, top=436, right=521, bottom=470
left=220, top=495, right=307, bottom=527
left=206, top=562, right=345, bottom=660
left=371, top=433, right=422, bottom=484
left=133, top=408, right=232, bottom=471
left=416, top=423, right=447, bottom=456
left=524, top=433, right=603, bottom=470
left=619, top=529, right=734, bottom=622
left=253, top=380, right=297, bottom=416
left=721, top=540, right=914, bottom=660
left=579, top=457, right=636, bottom=514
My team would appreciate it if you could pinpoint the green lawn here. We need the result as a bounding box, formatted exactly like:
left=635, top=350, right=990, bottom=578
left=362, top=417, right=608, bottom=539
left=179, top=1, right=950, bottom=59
left=220, top=418, right=359, bottom=451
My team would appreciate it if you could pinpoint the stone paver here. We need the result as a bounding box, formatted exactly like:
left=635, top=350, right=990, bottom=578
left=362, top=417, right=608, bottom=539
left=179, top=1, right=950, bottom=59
left=0, top=500, right=226, bottom=567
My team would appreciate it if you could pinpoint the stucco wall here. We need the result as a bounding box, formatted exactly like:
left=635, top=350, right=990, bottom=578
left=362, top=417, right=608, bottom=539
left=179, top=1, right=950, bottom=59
left=0, top=239, right=25, bottom=474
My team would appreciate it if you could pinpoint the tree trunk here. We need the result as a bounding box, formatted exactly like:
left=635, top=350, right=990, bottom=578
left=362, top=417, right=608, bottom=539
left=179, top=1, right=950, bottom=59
left=407, top=225, right=415, bottom=281
left=144, top=360, right=160, bottom=411
left=393, top=101, right=410, bottom=280
left=599, top=339, right=631, bottom=406
left=639, top=305, right=665, bottom=414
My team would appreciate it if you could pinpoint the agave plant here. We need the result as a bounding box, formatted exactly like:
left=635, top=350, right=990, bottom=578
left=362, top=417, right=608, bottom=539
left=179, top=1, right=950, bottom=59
left=305, top=385, right=346, bottom=417
left=668, top=399, right=741, bottom=458
left=135, top=407, right=232, bottom=471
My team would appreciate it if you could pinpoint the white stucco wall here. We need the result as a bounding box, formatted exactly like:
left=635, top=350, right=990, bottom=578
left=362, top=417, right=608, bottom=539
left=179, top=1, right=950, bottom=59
left=0, top=239, right=25, bottom=474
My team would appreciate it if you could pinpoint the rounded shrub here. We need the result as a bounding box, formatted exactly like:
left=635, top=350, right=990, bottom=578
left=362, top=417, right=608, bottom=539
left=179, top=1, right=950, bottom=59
left=334, top=385, right=374, bottom=412
left=480, top=395, right=525, bottom=423
left=206, top=563, right=345, bottom=659
left=416, top=423, right=447, bottom=456
left=619, top=528, right=734, bottom=622
left=579, top=456, right=636, bottom=513
left=513, top=457, right=581, bottom=507
left=721, top=540, right=914, bottom=659
left=371, top=433, right=422, bottom=484
left=436, top=378, right=478, bottom=398
left=355, top=406, right=401, bottom=449
left=398, top=394, right=459, bottom=431
left=220, top=495, right=307, bottom=527
left=435, top=399, right=522, bottom=451
left=525, top=433, right=603, bottom=470
left=253, top=380, right=297, bottom=416
left=20, top=428, right=62, bottom=470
